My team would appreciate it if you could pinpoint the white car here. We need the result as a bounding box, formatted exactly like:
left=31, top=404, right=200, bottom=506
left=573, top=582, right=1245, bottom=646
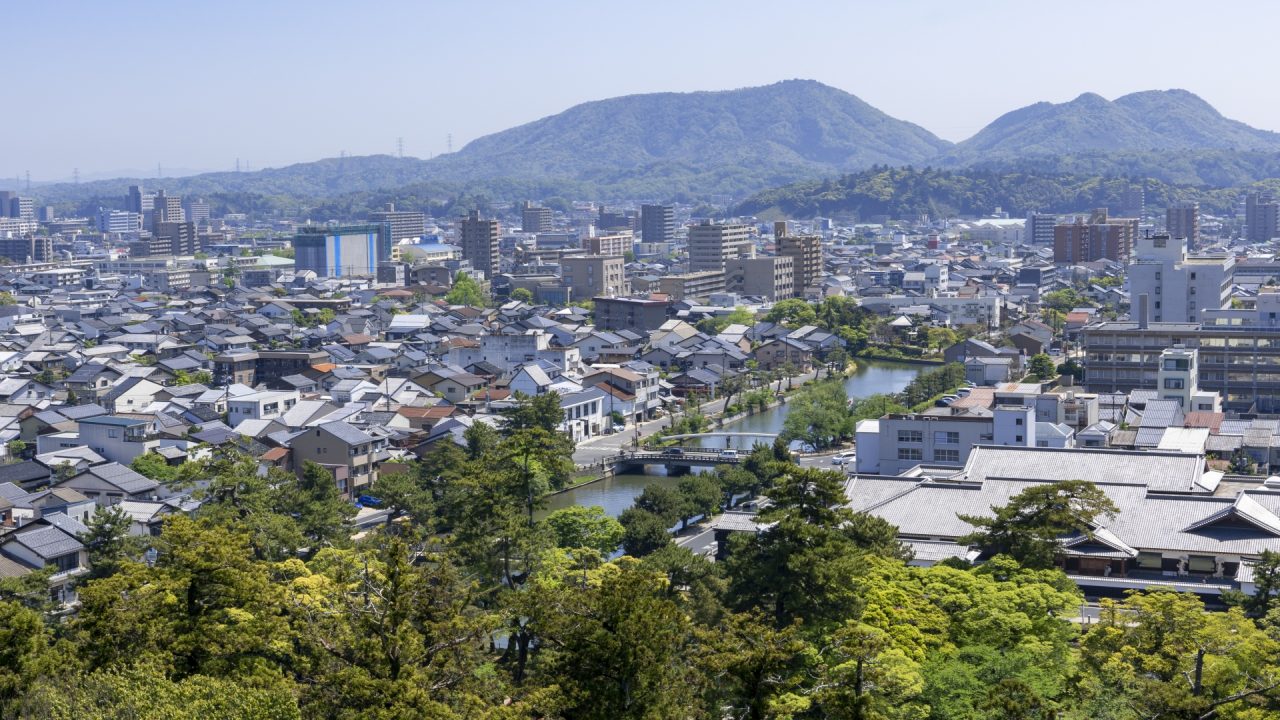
left=830, top=451, right=856, bottom=465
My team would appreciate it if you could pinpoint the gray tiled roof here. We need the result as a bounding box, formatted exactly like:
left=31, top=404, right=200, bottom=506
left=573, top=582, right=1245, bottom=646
left=8, top=525, right=82, bottom=560
left=959, top=445, right=1210, bottom=493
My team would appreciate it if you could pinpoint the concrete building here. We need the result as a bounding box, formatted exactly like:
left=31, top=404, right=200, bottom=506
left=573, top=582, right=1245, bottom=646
left=688, top=221, right=753, bottom=272
left=593, top=296, right=672, bottom=331
left=1026, top=212, right=1057, bottom=245
left=0, top=236, right=53, bottom=263
left=725, top=255, right=794, bottom=300
left=1156, top=346, right=1219, bottom=411
left=151, top=190, right=183, bottom=225
left=584, top=230, right=633, bottom=257
left=294, top=223, right=391, bottom=277
left=126, top=185, right=152, bottom=215
left=184, top=197, right=211, bottom=225
left=521, top=202, right=553, bottom=234
left=1128, top=234, right=1233, bottom=323
left=1167, top=202, right=1200, bottom=248
left=1246, top=193, right=1279, bottom=243
left=641, top=204, right=674, bottom=243
left=96, top=208, right=139, bottom=234
left=148, top=221, right=197, bottom=256
left=776, top=222, right=821, bottom=297
left=659, top=270, right=725, bottom=301
left=560, top=255, right=626, bottom=300
left=855, top=404, right=1042, bottom=475
left=369, top=203, right=427, bottom=242
left=1053, top=209, right=1137, bottom=263
left=458, top=210, right=500, bottom=278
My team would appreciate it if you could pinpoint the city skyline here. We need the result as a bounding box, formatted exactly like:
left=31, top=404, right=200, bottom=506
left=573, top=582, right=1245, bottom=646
left=7, top=0, right=1280, bottom=180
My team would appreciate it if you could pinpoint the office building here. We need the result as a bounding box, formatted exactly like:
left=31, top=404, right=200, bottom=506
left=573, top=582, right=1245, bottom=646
left=96, top=209, right=139, bottom=234
left=521, top=202, right=553, bottom=234
left=1119, top=186, right=1145, bottom=217
left=1026, top=212, right=1057, bottom=245
left=1128, top=234, right=1233, bottom=323
left=150, top=221, right=197, bottom=256
left=369, top=203, right=426, bottom=242
left=1081, top=319, right=1280, bottom=411
left=725, top=255, right=794, bottom=300
left=151, top=190, right=183, bottom=227
left=294, top=223, right=392, bottom=277
left=0, top=192, right=34, bottom=221
left=596, top=206, right=633, bottom=232
left=776, top=222, right=822, bottom=296
left=1052, top=209, right=1137, bottom=263
left=1166, top=203, right=1200, bottom=247
left=184, top=198, right=211, bottom=226
left=0, top=236, right=52, bottom=263
left=687, top=221, right=753, bottom=272
left=126, top=185, right=153, bottom=215
left=1246, top=193, right=1279, bottom=243
left=585, top=230, right=633, bottom=257
left=658, top=270, right=725, bottom=301
left=560, top=255, right=626, bottom=300
left=458, top=210, right=500, bottom=278
left=855, top=405, right=1041, bottom=476
left=641, top=204, right=674, bottom=243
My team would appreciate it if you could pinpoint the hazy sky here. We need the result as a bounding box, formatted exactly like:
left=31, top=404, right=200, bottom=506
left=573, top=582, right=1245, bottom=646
left=6, top=0, right=1278, bottom=182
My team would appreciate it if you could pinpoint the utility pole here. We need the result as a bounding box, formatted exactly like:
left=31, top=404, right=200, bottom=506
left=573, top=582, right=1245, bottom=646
left=72, top=168, right=79, bottom=184
left=396, top=137, right=404, bottom=158
left=447, top=133, right=452, bottom=153
left=24, top=171, right=29, bottom=191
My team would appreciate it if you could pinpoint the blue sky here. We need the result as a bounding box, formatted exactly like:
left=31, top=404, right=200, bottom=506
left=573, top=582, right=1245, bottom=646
left=5, top=0, right=1277, bottom=181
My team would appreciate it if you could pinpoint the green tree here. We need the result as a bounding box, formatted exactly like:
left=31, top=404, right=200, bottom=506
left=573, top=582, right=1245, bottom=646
left=131, top=451, right=179, bottom=482
left=542, top=505, right=624, bottom=557
left=765, top=298, right=817, bottom=328
left=445, top=272, right=485, bottom=306
left=0, top=292, right=16, bottom=306
left=281, top=461, right=356, bottom=549
left=5, top=439, right=25, bottom=461
left=1027, top=352, right=1056, bottom=380
left=696, top=611, right=813, bottom=720
left=367, top=468, right=434, bottom=531
left=676, top=473, right=722, bottom=529
left=83, top=504, right=143, bottom=579
left=619, top=507, right=672, bottom=557
left=0, top=599, right=56, bottom=717
left=510, top=287, right=534, bottom=303
left=958, top=479, right=1119, bottom=569
left=780, top=380, right=854, bottom=450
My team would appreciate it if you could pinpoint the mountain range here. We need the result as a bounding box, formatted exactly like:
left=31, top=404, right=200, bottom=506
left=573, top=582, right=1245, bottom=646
left=26, top=80, right=1280, bottom=211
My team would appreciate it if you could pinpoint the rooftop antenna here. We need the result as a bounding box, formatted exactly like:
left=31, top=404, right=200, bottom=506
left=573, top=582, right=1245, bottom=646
left=157, top=162, right=163, bottom=178
left=397, top=137, right=404, bottom=158
left=24, top=171, right=29, bottom=191
left=235, top=158, right=240, bottom=172
left=72, top=168, right=79, bottom=184
left=447, top=133, right=453, bottom=153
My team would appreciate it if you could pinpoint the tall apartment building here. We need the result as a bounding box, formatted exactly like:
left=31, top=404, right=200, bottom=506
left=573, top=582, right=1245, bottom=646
left=725, top=255, right=794, bottom=301
left=0, top=192, right=34, bottom=221
left=150, top=221, right=197, bottom=256
left=0, top=236, right=52, bottom=263
left=1120, top=186, right=1145, bottom=217
left=126, top=185, right=153, bottom=215
left=688, top=221, right=753, bottom=273
left=1246, top=193, right=1279, bottom=243
left=776, top=222, right=822, bottom=297
left=1052, top=209, right=1137, bottom=263
left=596, top=206, right=634, bottom=232
left=184, top=198, right=212, bottom=226
left=151, top=190, right=183, bottom=226
left=560, top=255, right=626, bottom=300
left=369, top=203, right=427, bottom=242
left=585, top=230, right=633, bottom=257
left=1026, top=212, right=1057, bottom=245
left=593, top=296, right=672, bottom=332
left=521, top=202, right=553, bottom=234
left=640, top=204, right=674, bottom=243
left=1128, top=234, right=1233, bottom=323
left=294, top=223, right=391, bottom=277
left=1166, top=202, right=1200, bottom=247
left=458, top=210, right=499, bottom=278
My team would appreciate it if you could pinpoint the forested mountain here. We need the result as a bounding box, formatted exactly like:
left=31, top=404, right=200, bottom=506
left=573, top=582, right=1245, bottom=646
left=735, top=165, right=1280, bottom=220
left=23, top=85, right=1280, bottom=214
left=946, top=89, right=1280, bottom=166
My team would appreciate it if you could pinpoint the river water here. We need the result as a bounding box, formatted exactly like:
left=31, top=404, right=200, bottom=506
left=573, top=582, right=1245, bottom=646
left=543, top=359, right=925, bottom=518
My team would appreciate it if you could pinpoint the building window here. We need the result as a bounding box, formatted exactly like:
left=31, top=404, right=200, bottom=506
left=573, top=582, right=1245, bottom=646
left=933, top=431, right=960, bottom=445
left=1163, top=378, right=1185, bottom=389
left=897, top=448, right=923, bottom=461
left=52, top=553, right=79, bottom=573
left=934, top=449, right=960, bottom=462
left=1014, top=418, right=1023, bottom=426
left=897, top=430, right=923, bottom=443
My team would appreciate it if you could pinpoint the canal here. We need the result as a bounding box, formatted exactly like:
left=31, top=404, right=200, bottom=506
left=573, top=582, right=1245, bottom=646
left=543, top=359, right=926, bottom=518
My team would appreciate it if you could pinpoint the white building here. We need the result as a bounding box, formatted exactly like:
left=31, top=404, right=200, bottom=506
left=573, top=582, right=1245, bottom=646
left=1129, top=234, right=1233, bottom=324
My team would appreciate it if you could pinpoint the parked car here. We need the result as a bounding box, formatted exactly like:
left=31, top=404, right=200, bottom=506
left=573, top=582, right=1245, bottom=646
left=662, top=447, right=685, bottom=456
left=831, top=451, right=856, bottom=465
left=719, top=449, right=740, bottom=460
